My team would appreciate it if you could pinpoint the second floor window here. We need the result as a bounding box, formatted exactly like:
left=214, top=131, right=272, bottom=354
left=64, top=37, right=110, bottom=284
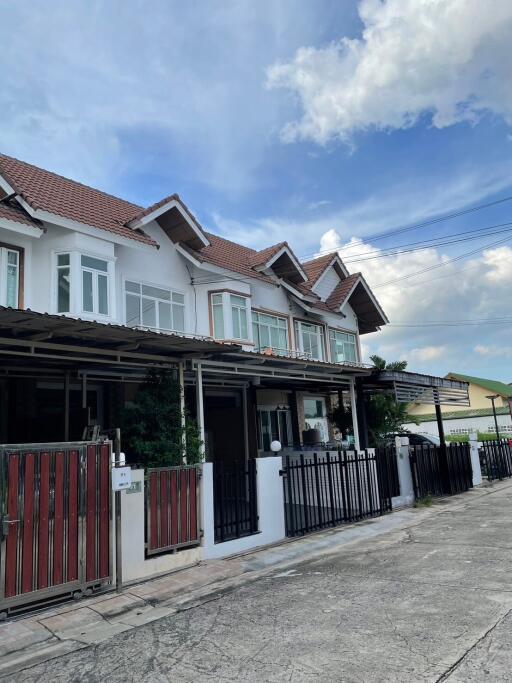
left=0, top=247, right=20, bottom=308
left=329, top=329, right=358, bottom=363
left=294, top=320, right=325, bottom=361
left=81, top=255, right=109, bottom=316
left=125, top=281, right=185, bottom=332
left=211, top=292, right=250, bottom=341
left=57, top=253, right=71, bottom=313
left=252, top=311, right=288, bottom=355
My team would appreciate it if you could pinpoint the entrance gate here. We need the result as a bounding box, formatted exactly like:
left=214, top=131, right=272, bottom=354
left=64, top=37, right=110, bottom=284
left=0, top=441, right=112, bottom=617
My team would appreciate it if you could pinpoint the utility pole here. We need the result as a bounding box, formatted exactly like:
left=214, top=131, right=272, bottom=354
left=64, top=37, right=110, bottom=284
left=486, top=394, right=501, bottom=441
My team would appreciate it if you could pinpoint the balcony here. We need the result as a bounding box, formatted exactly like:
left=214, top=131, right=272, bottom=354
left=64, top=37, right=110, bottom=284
left=253, top=345, right=371, bottom=369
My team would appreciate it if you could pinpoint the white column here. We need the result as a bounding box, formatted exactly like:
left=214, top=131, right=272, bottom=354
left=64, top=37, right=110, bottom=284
left=178, top=362, right=187, bottom=464
left=242, top=385, right=249, bottom=462
left=469, top=431, right=483, bottom=486
left=196, top=361, right=206, bottom=461
left=349, top=378, right=360, bottom=451
left=393, top=435, right=415, bottom=507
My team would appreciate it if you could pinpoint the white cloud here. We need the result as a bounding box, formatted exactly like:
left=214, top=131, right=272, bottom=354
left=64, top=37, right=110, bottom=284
left=408, top=346, right=447, bottom=363
left=0, top=0, right=325, bottom=194
left=482, top=246, right=512, bottom=283
left=475, top=345, right=512, bottom=358
left=267, top=0, right=512, bottom=144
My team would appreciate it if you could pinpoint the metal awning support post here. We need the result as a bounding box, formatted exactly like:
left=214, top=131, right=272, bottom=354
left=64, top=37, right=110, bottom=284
left=178, top=362, right=187, bottom=464
left=433, top=389, right=446, bottom=446
left=349, top=378, right=361, bottom=451
left=64, top=371, right=70, bottom=441
left=356, top=378, right=369, bottom=450
left=196, top=361, right=206, bottom=461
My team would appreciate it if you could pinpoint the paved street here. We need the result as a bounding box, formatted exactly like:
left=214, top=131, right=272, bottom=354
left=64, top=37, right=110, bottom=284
left=7, top=482, right=512, bottom=682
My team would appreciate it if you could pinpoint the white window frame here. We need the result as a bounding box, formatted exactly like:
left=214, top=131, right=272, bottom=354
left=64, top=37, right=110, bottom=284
left=252, top=310, right=289, bottom=356
left=52, top=250, right=115, bottom=319
left=0, top=246, right=21, bottom=308
left=294, top=320, right=325, bottom=361
left=210, top=291, right=251, bottom=342
left=328, top=328, right=358, bottom=364
left=56, top=252, right=71, bottom=313
left=81, top=255, right=110, bottom=317
left=124, top=279, right=186, bottom=333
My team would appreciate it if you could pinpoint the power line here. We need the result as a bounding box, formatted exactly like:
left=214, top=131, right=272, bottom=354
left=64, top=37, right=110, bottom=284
left=341, top=222, right=512, bottom=264
left=296, top=192, right=512, bottom=262
left=388, top=319, right=512, bottom=327
left=190, top=228, right=512, bottom=289
left=372, top=234, right=512, bottom=289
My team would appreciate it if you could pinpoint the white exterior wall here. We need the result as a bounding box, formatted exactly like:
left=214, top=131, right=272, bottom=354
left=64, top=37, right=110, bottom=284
left=403, top=413, right=512, bottom=438
left=115, top=221, right=196, bottom=332
left=314, top=266, right=340, bottom=300
left=0, top=215, right=364, bottom=355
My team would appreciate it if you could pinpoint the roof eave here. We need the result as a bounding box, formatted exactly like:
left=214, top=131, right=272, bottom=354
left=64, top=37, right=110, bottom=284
left=127, top=198, right=210, bottom=249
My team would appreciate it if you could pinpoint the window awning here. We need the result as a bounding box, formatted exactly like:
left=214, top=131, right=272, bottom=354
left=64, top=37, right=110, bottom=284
left=0, top=307, right=241, bottom=370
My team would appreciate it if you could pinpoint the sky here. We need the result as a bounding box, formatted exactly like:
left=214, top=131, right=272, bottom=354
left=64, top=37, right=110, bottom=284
left=1, top=0, right=511, bottom=381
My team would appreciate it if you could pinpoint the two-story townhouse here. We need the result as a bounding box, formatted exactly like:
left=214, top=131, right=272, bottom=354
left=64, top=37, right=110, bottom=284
left=0, top=153, right=388, bottom=460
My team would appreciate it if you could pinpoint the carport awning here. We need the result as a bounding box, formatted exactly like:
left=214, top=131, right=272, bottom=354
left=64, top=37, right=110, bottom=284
left=0, top=307, right=241, bottom=369
left=364, top=369, right=470, bottom=406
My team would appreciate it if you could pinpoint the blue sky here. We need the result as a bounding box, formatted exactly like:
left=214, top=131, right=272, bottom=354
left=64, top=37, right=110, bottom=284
left=1, top=0, right=511, bottom=381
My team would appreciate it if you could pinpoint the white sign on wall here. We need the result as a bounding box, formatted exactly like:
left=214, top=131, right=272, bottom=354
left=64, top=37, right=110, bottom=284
left=112, top=467, right=132, bottom=491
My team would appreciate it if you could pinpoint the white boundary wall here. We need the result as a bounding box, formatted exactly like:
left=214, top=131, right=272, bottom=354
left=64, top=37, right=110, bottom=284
left=202, top=457, right=286, bottom=560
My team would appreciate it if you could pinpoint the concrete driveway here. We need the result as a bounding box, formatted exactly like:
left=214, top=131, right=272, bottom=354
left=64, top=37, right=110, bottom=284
left=7, top=482, right=512, bottom=682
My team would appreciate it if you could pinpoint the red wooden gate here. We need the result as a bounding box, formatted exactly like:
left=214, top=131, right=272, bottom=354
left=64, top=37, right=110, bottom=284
left=145, top=465, right=200, bottom=556
left=0, top=441, right=112, bottom=617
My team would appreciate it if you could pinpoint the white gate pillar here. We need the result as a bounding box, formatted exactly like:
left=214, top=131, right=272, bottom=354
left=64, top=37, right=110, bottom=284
left=469, top=432, right=482, bottom=486
left=392, top=436, right=415, bottom=508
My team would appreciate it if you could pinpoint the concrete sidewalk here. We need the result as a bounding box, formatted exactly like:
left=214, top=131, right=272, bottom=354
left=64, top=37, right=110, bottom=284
left=1, top=479, right=510, bottom=679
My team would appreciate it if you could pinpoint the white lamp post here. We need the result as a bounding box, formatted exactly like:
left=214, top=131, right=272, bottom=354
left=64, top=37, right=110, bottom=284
left=270, top=440, right=282, bottom=454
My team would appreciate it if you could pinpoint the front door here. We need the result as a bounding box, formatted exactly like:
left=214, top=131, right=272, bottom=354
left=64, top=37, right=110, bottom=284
left=203, top=390, right=246, bottom=464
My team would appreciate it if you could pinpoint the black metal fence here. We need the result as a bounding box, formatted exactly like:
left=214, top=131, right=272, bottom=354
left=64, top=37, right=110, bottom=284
left=409, top=443, right=472, bottom=499
left=480, top=440, right=512, bottom=481
left=213, top=459, right=258, bottom=543
left=281, top=450, right=393, bottom=537
left=375, top=445, right=401, bottom=499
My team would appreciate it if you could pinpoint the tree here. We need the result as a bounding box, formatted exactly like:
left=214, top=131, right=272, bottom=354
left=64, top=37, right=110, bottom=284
left=121, top=368, right=202, bottom=467
left=367, top=355, right=413, bottom=445
left=369, top=354, right=408, bottom=372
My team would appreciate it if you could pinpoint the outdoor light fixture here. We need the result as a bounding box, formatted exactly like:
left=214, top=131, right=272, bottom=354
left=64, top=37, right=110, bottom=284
left=270, top=440, right=282, bottom=453
left=486, top=394, right=501, bottom=440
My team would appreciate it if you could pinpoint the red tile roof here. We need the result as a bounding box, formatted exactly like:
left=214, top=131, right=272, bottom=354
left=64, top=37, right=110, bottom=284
left=125, top=192, right=180, bottom=224
left=249, top=242, right=287, bottom=268
left=0, top=153, right=387, bottom=327
left=0, top=154, right=157, bottom=247
left=200, top=232, right=271, bottom=283
left=301, top=252, right=336, bottom=287
left=0, top=197, right=43, bottom=229
left=325, top=273, right=360, bottom=310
